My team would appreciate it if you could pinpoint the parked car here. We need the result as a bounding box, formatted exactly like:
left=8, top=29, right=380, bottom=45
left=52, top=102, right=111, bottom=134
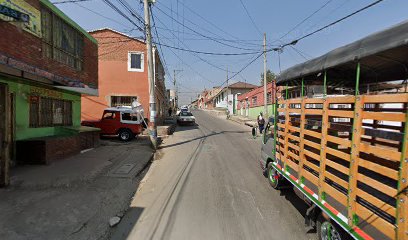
left=81, top=107, right=144, bottom=141
left=177, top=111, right=195, bottom=125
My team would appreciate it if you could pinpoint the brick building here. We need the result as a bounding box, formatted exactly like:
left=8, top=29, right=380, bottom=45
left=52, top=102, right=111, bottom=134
left=0, top=0, right=98, bottom=186
left=81, top=28, right=167, bottom=124
left=237, top=82, right=281, bottom=119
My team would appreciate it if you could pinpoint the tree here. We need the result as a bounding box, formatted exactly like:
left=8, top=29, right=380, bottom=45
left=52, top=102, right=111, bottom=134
left=260, top=69, right=276, bottom=85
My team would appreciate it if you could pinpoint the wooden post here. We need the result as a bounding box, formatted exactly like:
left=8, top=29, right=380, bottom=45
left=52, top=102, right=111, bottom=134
left=283, top=99, right=289, bottom=169
left=319, top=98, right=329, bottom=200
left=348, top=62, right=363, bottom=226
left=298, top=79, right=306, bottom=182
left=396, top=109, right=408, bottom=239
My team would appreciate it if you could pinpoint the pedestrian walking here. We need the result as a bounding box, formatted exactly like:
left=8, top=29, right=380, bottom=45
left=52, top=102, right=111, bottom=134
left=168, top=107, right=173, bottom=117
left=257, top=112, right=265, bottom=134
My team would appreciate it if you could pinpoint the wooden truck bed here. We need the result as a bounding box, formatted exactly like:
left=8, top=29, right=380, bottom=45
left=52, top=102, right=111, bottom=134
left=273, top=93, right=407, bottom=240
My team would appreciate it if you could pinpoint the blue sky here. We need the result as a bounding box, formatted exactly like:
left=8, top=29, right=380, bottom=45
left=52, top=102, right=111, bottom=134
left=55, top=0, right=408, bottom=104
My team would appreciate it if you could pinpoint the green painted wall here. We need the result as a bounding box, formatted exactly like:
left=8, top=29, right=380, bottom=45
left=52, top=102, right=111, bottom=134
left=236, top=104, right=276, bottom=120
left=0, top=76, right=81, bottom=140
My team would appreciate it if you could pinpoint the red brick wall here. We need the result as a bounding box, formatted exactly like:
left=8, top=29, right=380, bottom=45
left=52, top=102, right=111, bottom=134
left=237, top=82, right=277, bottom=109
left=82, top=29, right=166, bottom=122
left=0, top=0, right=98, bottom=88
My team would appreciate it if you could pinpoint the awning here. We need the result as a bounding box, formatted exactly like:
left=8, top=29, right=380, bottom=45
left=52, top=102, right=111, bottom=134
left=277, top=20, right=408, bottom=86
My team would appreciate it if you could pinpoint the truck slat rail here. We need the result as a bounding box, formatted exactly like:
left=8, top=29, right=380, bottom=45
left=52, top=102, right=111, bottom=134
left=274, top=93, right=407, bottom=240
left=266, top=20, right=408, bottom=240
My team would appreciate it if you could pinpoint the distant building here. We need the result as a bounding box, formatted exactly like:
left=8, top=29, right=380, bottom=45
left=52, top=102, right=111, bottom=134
left=0, top=0, right=98, bottom=185
left=213, top=82, right=258, bottom=113
left=81, top=28, right=167, bottom=124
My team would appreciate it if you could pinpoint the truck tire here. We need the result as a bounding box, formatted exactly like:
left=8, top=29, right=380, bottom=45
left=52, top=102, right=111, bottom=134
left=118, top=129, right=134, bottom=141
left=267, top=162, right=282, bottom=189
left=317, top=214, right=350, bottom=240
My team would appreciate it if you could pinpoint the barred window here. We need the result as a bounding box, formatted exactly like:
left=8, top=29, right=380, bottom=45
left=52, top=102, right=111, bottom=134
left=41, top=7, right=84, bottom=71
left=267, top=92, right=272, bottom=104
left=252, top=96, right=258, bottom=106
left=111, top=96, right=136, bottom=107
left=29, top=97, right=72, bottom=127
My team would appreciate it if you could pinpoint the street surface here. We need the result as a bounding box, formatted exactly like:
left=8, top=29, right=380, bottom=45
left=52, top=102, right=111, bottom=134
left=112, top=110, right=316, bottom=240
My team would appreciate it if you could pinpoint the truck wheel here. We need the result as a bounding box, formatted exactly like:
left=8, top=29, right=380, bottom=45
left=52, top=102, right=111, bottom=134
left=118, top=129, right=134, bottom=141
left=317, top=215, right=349, bottom=240
left=267, top=162, right=281, bottom=189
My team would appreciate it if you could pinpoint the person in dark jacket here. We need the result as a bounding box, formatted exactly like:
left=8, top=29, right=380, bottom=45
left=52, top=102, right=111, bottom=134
left=257, top=112, right=265, bottom=134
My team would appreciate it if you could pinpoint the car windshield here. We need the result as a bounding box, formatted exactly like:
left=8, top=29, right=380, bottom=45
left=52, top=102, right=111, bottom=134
left=180, top=112, right=193, bottom=116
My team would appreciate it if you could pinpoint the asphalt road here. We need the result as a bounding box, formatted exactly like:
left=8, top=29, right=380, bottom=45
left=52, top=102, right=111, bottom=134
left=111, top=110, right=316, bottom=240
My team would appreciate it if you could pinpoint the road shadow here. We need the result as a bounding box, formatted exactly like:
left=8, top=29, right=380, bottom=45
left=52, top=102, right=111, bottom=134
left=101, top=135, right=151, bottom=147
left=280, top=187, right=317, bottom=233
left=159, top=130, right=252, bottom=149
left=174, top=124, right=199, bottom=132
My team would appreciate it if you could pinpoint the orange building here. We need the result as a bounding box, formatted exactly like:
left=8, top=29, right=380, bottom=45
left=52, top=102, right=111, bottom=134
left=81, top=28, right=167, bottom=123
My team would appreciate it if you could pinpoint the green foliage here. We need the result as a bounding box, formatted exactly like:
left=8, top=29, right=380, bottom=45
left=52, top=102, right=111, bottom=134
left=260, top=69, right=277, bottom=85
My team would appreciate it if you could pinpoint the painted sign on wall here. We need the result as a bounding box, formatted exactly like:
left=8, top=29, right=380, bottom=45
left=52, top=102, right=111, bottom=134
left=0, top=0, right=41, bottom=37
left=30, top=86, right=63, bottom=99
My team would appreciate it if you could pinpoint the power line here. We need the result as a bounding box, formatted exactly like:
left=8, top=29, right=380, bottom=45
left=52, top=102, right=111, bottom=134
left=295, top=0, right=386, bottom=43
left=52, top=0, right=92, bottom=4
left=151, top=10, right=243, bottom=73
left=117, top=0, right=145, bottom=25
left=268, top=0, right=387, bottom=53
left=220, top=52, right=264, bottom=87
left=150, top=4, right=172, bottom=84
left=73, top=2, right=132, bottom=30
left=178, top=0, right=264, bottom=47
left=238, top=0, right=263, bottom=36
left=154, top=4, right=260, bottom=51
left=304, top=0, right=352, bottom=33
left=279, top=0, right=333, bottom=40
left=102, top=0, right=144, bottom=32
left=158, top=1, right=263, bottom=49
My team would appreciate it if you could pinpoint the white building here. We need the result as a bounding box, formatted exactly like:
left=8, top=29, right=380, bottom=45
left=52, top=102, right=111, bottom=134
left=213, top=82, right=258, bottom=114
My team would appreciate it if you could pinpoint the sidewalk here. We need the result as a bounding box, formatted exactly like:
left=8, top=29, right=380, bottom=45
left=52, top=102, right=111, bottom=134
left=0, top=136, right=154, bottom=240
left=230, top=115, right=257, bottom=127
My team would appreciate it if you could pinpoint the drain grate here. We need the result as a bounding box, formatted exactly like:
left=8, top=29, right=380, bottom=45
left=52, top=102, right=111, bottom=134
left=114, top=163, right=136, bottom=174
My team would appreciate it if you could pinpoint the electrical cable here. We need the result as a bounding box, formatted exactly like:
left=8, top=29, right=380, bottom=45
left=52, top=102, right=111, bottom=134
left=238, top=0, right=263, bottom=36
left=177, top=0, right=264, bottom=47
left=154, top=5, right=261, bottom=51
left=268, top=0, right=387, bottom=53
left=102, top=0, right=144, bottom=32
left=52, top=0, right=91, bottom=4
left=279, top=0, right=333, bottom=40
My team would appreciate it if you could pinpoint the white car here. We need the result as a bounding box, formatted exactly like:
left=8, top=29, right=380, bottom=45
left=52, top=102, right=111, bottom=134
left=177, top=111, right=195, bottom=125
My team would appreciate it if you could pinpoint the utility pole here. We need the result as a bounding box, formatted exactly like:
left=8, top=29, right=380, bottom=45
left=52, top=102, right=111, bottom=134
left=263, top=33, right=268, bottom=118
left=143, top=0, right=157, bottom=149
left=173, top=69, right=182, bottom=109
left=226, top=66, right=229, bottom=113
left=173, top=70, right=177, bottom=110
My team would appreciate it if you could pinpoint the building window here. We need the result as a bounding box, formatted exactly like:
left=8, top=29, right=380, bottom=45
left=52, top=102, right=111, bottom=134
left=41, top=7, right=84, bottom=71
left=29, top=97, right=72, bottom=127
left=111, top=96, right=136, bottom=107
left=252, top=96, right=258, bottom=106
left=267, top=92, right=272, bottom=104
left=128, top=52, right=144, bottom=72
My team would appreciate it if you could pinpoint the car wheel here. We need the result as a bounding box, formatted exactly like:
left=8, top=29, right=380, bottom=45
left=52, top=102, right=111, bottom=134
left=118, top=129, right=134, bottom=141
left=317, top=215, right=349, bottom=240
left=267, top=162, right=282, bottom=189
